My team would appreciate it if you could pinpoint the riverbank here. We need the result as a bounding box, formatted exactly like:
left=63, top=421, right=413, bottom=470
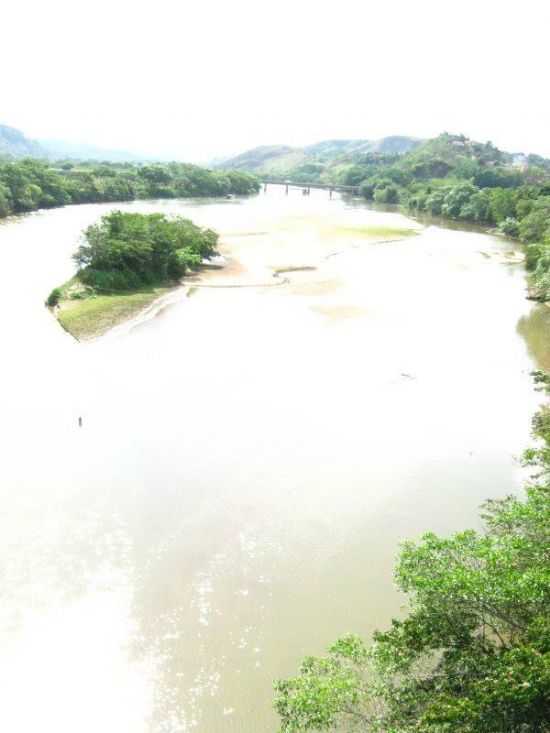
left=0, top=158, right=260, bottom=221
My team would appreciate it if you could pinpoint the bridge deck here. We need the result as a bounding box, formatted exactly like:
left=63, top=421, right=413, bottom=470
left=262, top=179, right=359, bottom=193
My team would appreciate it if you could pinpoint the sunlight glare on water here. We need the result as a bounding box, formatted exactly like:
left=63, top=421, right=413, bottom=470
left=0, top=187, right=542, bottom=732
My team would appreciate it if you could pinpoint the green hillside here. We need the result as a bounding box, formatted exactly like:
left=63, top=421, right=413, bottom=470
left=217, top=136, right=421, bottom=180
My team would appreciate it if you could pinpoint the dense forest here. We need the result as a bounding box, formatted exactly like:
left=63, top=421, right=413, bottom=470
left=275, top=376, right=550, bottom=732
left=0, top=158, right=260, bottom=220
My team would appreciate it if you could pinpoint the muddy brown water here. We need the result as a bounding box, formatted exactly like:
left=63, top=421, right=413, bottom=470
left=0, top=186, right=544, bottom=732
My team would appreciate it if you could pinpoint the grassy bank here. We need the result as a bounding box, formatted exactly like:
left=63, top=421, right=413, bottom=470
left=52, top=278, right=175, bottom=340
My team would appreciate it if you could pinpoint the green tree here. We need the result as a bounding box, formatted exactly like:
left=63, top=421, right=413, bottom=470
left=373, top=185, right=399, bottom=204
left=0, top=183, right=11, bottom=216
left=498, top=217, right=520, bottom=237
left=74, top=211, right=219, bottom=290
left=359, top=181, right=375, bottom=200
left=424, top=189, right=446, bottom=216
left=489, top=188, right=517, bottom=223
left=441, top=183, right=478, bottom=218
left=519, top=199, right=550, bottom=243
left=0, top=159, right=260, bottom=221
left=459, top=189, right=491, bottom=221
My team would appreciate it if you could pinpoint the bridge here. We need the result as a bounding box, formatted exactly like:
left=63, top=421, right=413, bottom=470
left=261, top=178, right=360, bottom=198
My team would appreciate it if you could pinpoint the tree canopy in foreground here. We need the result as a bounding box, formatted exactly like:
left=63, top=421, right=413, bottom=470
left=274, top=404, right=550, bottom=732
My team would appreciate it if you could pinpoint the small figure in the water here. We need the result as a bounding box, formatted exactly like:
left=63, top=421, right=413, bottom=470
left=78, top=416, right=83, bottom=427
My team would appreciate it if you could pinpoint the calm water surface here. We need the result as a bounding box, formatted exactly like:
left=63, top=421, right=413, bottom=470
left=0, top=187, right=544, bottom=732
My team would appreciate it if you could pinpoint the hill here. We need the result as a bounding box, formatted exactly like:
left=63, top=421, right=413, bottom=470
left=216, top=145, right=307, bottom=174
left=216, top=136, right=422, bottom=179
left=0, top=122, right=155, bottom=162
left=0, top=124, right=46, bottom=159
left=217, top=132, right=550, bottom=191
left=305, top=136, right=422, bottom=159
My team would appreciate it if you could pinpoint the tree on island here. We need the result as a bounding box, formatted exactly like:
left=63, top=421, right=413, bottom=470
left=74, top=211, right=219, bottom=291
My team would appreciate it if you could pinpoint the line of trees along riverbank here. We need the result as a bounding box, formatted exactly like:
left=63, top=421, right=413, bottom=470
left=356, top=138, right=550, bottom=300
left=251, top=133, right=550, bottom=302
left=0, top=159, right=260, bottom=219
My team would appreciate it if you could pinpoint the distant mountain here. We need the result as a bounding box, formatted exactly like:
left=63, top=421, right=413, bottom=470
left=0, top=123, right=153, bottom=162
left=0, top=124, right=46, bottom=159
left=216, top=136, right=422, bottom=179
left=38, top=138, right=152, bottom=162
left=217, top=145, right=307, bottom=174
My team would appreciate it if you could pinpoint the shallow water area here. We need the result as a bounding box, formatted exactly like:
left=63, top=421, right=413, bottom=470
left=0, top=186, right=544, bottom=732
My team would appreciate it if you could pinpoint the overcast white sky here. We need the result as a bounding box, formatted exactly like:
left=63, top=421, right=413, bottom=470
left=2, top=0, right=550, bottom=161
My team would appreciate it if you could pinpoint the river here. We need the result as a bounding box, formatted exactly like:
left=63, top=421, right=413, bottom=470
left=0, top=186, right=544, bottom=732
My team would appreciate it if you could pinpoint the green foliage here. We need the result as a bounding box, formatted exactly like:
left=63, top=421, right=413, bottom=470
left=74, top=211, right=218, bottom=291
left=519, top=199, right=550, bottom=243
left=339, top=165, right=370, bottom=187
left=458, top=189, right=491, bottom=222
left=275, top=637, right=373, bottom=733
left=525, top=241, right=550, bottom=300
left=373, top=184, right=399, bottom=204
left=526, top=243, right=546, bottom=271
left=0, top=183, right=10, bottom=217
left=46, top=287, right=62, bottom=307
left=223, top=132, right=550, bottom=261
left=424, top=190, right=446, bottom=216
left=274, top=395, right=550, bottom=732
left=473, top=166, right=523, bottom=189
left=489, top=188, right=517, bottom=223
left=359, top=181, right=375, bottom=200
left=498, top=217, right=520, bottom=237
left=0, top=159, right=260, bottom=219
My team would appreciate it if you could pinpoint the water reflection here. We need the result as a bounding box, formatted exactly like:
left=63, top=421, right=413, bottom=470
left=517, top=303, right=550, bottom=371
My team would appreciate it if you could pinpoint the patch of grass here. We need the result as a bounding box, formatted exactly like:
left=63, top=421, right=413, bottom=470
left=336, top=225, right=419, bottom=239
left=56, top=284, right=173, bottom=340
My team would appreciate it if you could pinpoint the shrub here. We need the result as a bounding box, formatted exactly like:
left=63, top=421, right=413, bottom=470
left=359, top=180, right=375, bottom=200
left=46, top=287, right=62, bottom=307
left=498, top=216, right=520, bottom=237
left=374, top=185, right=399, bottom=204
